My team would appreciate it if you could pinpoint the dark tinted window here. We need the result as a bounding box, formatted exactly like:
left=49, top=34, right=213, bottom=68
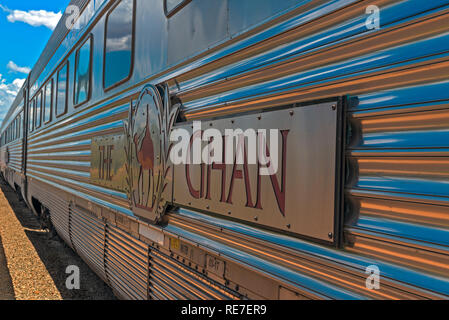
left=74, top=37, right=92, bottom=105
left=104, top=0, right=134, bottom=89
left=44, top=80, right=53, bottom=124
left=56, top=62, right=68, bottom=116
left=29, top=99, right=35, bottom=132
left=17, top=115, right=21, bottom=139
left=35, top=91, right=42, bottom=128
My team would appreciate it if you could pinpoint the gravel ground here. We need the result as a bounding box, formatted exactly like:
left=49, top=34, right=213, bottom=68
left=0, top=179, right=116, bottom=300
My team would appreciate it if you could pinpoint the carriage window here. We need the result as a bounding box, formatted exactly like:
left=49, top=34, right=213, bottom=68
left=29, top=99, right=35, bottom=132
left=44, top=80, right=53, bottom=124
left=104, top=0, right=134, bottom=90
left=17, top=115, right=21, bottom=139
left=35, top=91, right=42, bottom=128
left=74, top=37, right=92, bottom=105
left=56, top=62, right=69, bottom=117
left=164, top=0, right=191, bottom=17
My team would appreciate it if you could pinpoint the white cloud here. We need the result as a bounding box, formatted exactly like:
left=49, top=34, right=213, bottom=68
left=0, top=5, right=62, bottom=30
left=0, top=74, right=25, bottom=124
left=7, top=61, right=31, bottom=74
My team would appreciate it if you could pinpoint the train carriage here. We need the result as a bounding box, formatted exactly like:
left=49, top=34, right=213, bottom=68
left=1, top=0, right=449, bottom=299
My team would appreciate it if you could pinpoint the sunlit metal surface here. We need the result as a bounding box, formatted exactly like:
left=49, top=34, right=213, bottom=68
left=0, top=0, right=448, bottom=300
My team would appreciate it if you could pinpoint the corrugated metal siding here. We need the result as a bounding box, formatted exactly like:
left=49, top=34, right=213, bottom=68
left=26, top=96, right=132, bottom=216
left=149, top=250, right=240, bottom=300
left=158, top=0, right=449, bottom=298
left=50, top=197, right=72, bottom=247
left=70, top=204, right=107, bottom=279
left=105, top=225, right=149, bottom=300
left=6, top=140, right=22, bottom=174
left=345, top=86, right=449, bottom=277
left=11, top=0, right=449, bottom=299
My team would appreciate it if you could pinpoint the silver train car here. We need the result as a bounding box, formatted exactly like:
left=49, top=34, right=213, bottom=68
left=1, top=0, right=449, bottom=299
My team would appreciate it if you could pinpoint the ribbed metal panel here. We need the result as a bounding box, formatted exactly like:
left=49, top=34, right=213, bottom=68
left=164, top=0, right=449, bottom=298
left=70, top=205, right=106, bottom=279
left=26, top=97, right=130, bottom=213
left=3, top=0, right=449, bottom=300
left=149, top=250, right=240, bottom=300
left=43, top=190, right=73, bottom=248
left=105, top=225, right=149, bottom=300
left=6, top=141, right=22, bottom=173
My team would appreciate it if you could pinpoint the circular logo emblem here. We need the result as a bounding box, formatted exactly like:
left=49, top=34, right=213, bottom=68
left=124, top=84, right=179, bottom=223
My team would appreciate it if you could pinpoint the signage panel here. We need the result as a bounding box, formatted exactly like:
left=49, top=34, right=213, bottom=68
left=172, top=101, right=341, bottom=242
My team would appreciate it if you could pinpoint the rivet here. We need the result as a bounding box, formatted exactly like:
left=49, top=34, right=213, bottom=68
left=328, top=232, right=333, bottom=239
left=332, top=105, right=337, bottom=110
left=289, top=110, right=294, bottom=116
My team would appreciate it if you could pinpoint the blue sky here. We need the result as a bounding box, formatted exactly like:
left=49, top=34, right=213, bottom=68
left=0, top=0, right=70, bottom=124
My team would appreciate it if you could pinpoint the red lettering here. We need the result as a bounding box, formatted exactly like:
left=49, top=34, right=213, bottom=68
left=254, top=130, right=289, bottom=216
left=226, top=136, right=254, bottom=207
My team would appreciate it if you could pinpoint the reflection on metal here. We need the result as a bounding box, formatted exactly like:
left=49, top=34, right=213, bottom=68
left=173, top=102, right=341, bottom=242
left=124, top=84, right=179, bottom=223
left=2, top=0, right=449, bottom=300
left=91, top=133, right=127, bottom=192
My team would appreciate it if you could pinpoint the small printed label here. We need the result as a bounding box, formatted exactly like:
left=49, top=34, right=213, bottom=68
left=206, top=255, right=225, bottom=276
left=170, top=237, right=181, bottom=251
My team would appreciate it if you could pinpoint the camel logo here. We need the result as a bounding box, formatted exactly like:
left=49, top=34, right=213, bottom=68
left=124, top=84, right=180, bottom=223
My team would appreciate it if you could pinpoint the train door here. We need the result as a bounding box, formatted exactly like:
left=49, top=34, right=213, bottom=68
left=20, top=80, right=29, bottom=201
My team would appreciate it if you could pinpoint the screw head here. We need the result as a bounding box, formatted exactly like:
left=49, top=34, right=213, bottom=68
left=328, top=232, right=333, bottom=239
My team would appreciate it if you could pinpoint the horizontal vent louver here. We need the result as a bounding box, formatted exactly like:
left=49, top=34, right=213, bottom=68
left=70, top=206, right=106, bottom=279
left=105, top=225, right=149, bottom=300
left=149, top=250, right=240, bottom=300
